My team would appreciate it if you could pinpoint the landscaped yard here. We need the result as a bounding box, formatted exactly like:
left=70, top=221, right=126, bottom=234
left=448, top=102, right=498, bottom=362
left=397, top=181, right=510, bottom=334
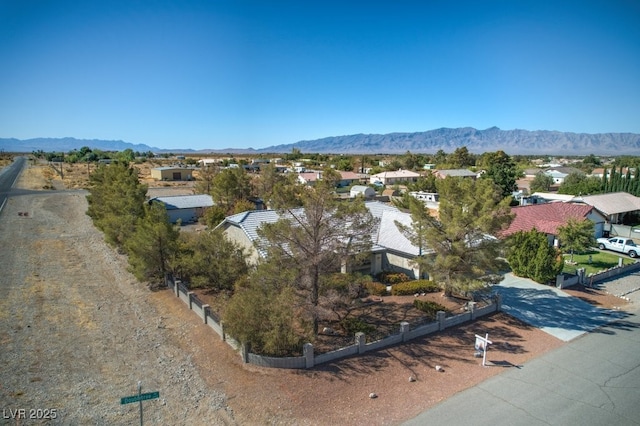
left=562, top=249, right=635, bottom=275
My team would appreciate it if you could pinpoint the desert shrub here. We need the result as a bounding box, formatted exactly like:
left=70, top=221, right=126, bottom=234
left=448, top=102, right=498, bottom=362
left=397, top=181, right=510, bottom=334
left=364, top=281, right=388, bottom=297
left=391, top=280, right=440, bottom=296
left=413, top=299, right=448, bottom=319
left=340, top=317, right=376, bottom=335
left=322, top=273, right=369, bottom=299
left=377, top=271, right=410, bottom=284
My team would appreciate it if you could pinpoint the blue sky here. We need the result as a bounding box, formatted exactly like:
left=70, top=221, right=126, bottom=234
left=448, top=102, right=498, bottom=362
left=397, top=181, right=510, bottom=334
left=1, top=1, right=639, bottom=150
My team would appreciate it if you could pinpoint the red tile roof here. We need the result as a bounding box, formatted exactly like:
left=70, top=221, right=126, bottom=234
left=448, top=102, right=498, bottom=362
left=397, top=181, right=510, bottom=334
left=501, top=203, right=593, bottom=237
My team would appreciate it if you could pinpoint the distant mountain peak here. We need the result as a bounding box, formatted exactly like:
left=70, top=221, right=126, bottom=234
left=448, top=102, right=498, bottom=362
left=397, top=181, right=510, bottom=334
left=257, top=127, right=640, bottom=155
left=2, top=127, right=639, bottom=155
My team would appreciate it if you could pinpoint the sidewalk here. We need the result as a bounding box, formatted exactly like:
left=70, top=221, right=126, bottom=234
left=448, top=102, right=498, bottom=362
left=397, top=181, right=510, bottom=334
left=495, top=273, right=625, bottom=341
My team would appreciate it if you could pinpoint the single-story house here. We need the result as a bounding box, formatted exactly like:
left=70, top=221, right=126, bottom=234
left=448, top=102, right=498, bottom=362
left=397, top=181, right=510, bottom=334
left=150, top=167, right=194, bottom=181
left=500, top=202, right=607, bottom=244
left=579, top=192, right=640, bottom=225
left=350, top=185, right=376, bottom=199
left=197, top=158, right=221, bottom=167
left=434, top=169, right=478, bottom=179
left=298, top=171, right=322, bottom=185
left=369, top=169, right=421, bottom=185
left=149, top=194, right=214, bottom=224
left=544, top=169, right=569, bottom=185
left=338, top=171, right=366, bottom=187
left=216, top=201, right=425, bottom=279
left=530, top=192, right=578, bottom=203
left=542, top=167, right=583, bottom=185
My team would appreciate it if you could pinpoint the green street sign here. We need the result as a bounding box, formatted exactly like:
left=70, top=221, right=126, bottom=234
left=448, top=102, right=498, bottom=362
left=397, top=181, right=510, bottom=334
left=120, top=391, right=160, bottom=405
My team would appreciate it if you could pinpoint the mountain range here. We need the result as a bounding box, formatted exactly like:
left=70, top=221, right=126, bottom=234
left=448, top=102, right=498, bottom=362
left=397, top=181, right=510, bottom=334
left=2, top=127, right=640, bottom=155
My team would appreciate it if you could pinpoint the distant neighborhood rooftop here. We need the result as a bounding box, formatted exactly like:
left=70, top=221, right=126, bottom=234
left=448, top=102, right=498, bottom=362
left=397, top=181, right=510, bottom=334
left=150, top=194, right=214, bottom=210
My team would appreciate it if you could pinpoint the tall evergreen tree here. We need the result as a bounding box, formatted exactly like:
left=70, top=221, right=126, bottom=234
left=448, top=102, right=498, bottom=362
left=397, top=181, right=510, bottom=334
left=507, top=229, right=563, bottom=283
left=405, top=177, right=513, bottom=296
left=125, top=202, right=180, bottom=283
left=256, top=180, right=376, bottom=335
left=86, top=161, right=147, bottom=248
left=211, top=167, right=253, bottom=212
left=173, top=229, right=249, bottom=290
left=481, top=150, right=519, bottom=197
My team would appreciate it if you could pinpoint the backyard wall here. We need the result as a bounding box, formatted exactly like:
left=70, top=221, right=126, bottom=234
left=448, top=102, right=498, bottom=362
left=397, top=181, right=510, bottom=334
left=166, top=275, right=500, bottom=369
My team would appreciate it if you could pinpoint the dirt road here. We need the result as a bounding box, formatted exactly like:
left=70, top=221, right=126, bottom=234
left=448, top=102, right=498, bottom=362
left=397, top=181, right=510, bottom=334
left=0, top=189, right=232, bottom=424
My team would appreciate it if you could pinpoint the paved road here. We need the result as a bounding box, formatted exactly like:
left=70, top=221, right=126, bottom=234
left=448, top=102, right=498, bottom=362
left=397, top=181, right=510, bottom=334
left=405, top=306, right=640, bottom=425
left=405, top=274, right=640, bottom=426
left=0, top=156, right=26, bottom=212
left=496, top=273, right=625, bottom=341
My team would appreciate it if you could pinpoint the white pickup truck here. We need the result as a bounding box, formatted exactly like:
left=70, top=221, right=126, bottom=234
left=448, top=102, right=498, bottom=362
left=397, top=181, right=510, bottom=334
left=596, top=237, right=638, bottom=258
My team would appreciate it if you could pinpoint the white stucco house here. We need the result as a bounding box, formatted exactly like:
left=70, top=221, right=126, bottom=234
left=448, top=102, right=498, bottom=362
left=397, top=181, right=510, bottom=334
left=216, top=201, right=427, bottom=279
left=369, top=170, right=421, bottom=185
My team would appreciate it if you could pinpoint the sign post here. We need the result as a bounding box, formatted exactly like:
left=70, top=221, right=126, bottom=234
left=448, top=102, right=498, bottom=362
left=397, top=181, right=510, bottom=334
left=475, top=333, right=493, bottom=367
left=120, top=382, right=159, bottom=426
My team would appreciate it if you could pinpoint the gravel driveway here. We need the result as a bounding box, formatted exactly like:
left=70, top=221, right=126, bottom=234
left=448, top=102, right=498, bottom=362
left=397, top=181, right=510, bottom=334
left=0, top=190, right=233, bottom=424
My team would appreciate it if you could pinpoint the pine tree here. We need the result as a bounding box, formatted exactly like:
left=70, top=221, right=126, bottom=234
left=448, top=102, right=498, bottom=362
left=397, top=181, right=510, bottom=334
left=256, top=178, right=376, bottom=335
left=410, top=177, right=513, bottom=296
left=86, top=161, right=147, bottom=248
left=173, top=229, right=249, bottom=290
left=125, top=202, right=180, bottom=283
left=507, top=229, right=563, bottom=283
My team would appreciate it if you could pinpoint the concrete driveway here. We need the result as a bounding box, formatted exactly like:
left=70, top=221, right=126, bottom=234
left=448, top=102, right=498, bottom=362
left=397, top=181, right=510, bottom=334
left=404, top=309, right=640, bottom=426
left=495, top=273, right=625, bottom=341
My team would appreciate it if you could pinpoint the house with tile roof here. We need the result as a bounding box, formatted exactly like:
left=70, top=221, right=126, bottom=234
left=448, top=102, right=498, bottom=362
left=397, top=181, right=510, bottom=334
left=500, top=202, right=607, bottom=244
left=216, top=201, right=425, bottom=278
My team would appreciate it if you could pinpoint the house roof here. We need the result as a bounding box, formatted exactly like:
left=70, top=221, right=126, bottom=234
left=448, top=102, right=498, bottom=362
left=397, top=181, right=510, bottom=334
left=580, top=192, right=640, bottom=216
left=298, top=171, right=321, bottom=183
left=350, top=185, right=374, bottom=193
left=339, top=171, right=362, bottom=180
left=531, top=192, right=578, bottom=202
left=436, top=169, right=477, bottom=178
left=501, top=203, right=594, bottom=237
left=371, top=169, right=420, bottom=179
left=152, top=166, right=193, bottom=171
left=150, top=194, right=214, bottom=210
left=547, top=166, right=582, bottom=175
left=218, top=201, right=420, bottom=258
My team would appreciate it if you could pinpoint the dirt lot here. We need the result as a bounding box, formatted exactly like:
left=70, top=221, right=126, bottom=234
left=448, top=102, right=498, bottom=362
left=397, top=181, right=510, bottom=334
left=0, top=162, right=628, bottom=425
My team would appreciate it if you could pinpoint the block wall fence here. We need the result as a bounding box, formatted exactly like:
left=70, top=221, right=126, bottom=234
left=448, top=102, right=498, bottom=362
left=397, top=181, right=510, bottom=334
left=166, top=275, right=502, bottom=369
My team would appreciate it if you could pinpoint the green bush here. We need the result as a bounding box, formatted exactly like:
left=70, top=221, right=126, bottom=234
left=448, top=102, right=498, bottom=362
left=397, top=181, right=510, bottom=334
left=365, top=281, right=388, bottom=297
left=391, top=280, right=440, bottom=295
left=377, top=271, right=410, bottom=284
left=341, top=317, right=376, bottom=335
left=413, top=299, right=448, bottom=319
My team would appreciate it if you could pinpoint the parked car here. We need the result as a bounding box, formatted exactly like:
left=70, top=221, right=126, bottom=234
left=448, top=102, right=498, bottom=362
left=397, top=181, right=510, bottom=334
left=596, top=237, right=638, bottom=258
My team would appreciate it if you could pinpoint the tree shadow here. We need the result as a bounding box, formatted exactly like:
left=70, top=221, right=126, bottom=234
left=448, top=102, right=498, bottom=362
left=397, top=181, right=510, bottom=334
left=496, top=286, right=633, bottom=339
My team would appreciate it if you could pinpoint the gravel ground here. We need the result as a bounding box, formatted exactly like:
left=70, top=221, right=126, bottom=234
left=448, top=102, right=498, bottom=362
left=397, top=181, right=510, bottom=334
left=596, top=271, right=640, bottom=306
left=2, top=164, right=626, bottom=425
left=0, top=188, right=233, bottom=424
